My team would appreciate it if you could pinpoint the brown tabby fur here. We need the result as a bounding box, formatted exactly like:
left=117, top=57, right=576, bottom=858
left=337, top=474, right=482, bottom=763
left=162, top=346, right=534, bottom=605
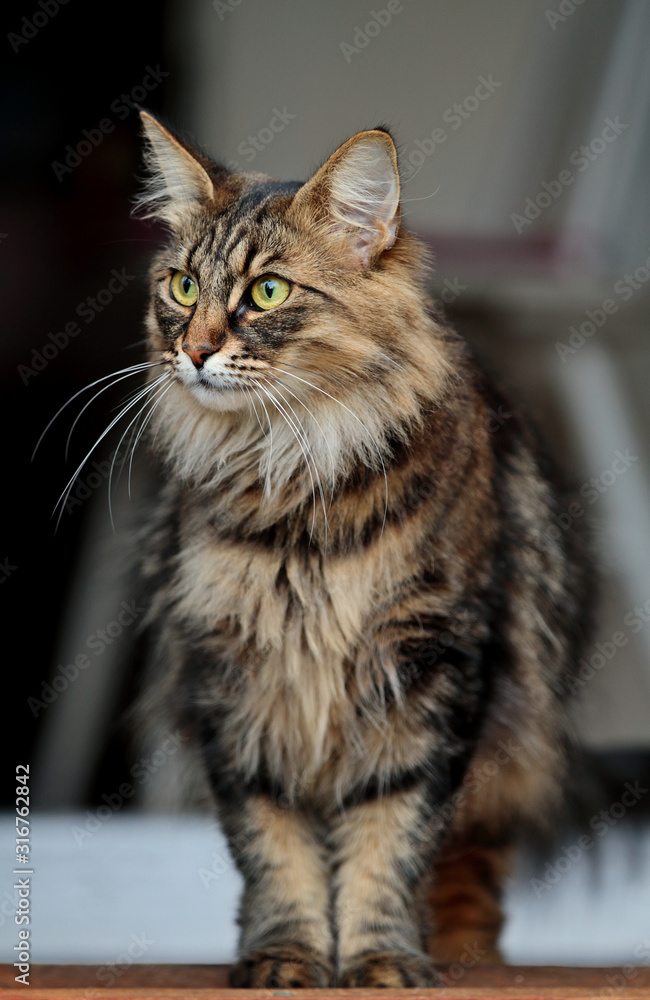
left=134, top=111, right=590, bottom=988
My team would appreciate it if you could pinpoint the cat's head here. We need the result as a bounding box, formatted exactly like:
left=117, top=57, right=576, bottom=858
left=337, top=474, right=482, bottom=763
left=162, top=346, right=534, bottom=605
left=135, top=112, right=449, bottom=492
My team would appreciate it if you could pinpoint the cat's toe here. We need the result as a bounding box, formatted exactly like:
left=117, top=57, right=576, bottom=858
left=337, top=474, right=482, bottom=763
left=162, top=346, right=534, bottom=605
left=229, top=945, right=332, bottom=988
left=338, top=950, right=442, bottom=988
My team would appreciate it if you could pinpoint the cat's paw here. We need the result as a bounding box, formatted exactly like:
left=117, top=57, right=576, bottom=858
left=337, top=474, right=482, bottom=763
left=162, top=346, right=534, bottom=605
left=338, top=950, right=441, bottom=988
left=229, top=945, right=332, bottom=988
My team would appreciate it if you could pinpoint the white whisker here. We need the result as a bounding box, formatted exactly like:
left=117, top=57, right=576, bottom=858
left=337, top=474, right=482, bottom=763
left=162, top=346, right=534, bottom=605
left=243, top=386, right=267, bottom=440
left=107, top=373, right=171, bottom=527
left=127, top=378, right=176, bottom=498
left=256, top=380, right=319, bottom=540
left=52, top=373, right=171, bottom=531
left=32, top=361, right=166, bottom=462
left=270, top=359, right=348, bottom=392
left=262, top=376, right=332, bottom=539
left=266, top=363, right=389, bottom=536
left=268, top=376, right=337, bottom=503
left=247, top=382, right=274, bottom=498
left=65, top=367, right=169, bottom=461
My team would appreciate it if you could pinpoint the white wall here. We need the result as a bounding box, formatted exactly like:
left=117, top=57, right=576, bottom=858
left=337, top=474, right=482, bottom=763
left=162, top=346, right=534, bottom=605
left=169, top=0, right=646, bottom=268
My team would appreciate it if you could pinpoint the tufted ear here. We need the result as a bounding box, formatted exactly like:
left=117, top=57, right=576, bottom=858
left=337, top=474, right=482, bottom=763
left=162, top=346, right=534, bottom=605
left=291, top=130, right=401, bottom=268
left=134, top=111, right=223, bottom=226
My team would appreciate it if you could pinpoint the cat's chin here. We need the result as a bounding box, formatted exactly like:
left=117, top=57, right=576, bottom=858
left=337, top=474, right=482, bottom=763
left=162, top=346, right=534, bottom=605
left=184, top=380, right=249, bottom=413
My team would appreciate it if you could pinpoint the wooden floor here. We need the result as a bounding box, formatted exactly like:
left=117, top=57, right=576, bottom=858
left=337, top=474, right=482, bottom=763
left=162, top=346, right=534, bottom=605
left=2, top=964, right=650, bottom=998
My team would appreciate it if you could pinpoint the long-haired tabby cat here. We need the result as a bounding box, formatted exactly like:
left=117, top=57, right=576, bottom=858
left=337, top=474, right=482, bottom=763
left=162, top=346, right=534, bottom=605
left=133, top=110, right=590, bottom=988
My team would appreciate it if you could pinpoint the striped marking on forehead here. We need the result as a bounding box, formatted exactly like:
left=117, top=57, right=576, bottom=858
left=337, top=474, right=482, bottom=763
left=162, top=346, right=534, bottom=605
left=184, top=180, right=302, bottom=301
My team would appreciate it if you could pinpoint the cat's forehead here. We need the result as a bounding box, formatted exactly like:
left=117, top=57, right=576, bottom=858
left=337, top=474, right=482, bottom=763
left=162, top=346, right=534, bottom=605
left=175, top=177, right=303, bottom=280
left=207, top=174, right=302, bottom=229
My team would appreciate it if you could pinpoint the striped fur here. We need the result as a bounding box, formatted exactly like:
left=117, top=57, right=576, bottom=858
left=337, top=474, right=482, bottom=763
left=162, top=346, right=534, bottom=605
left=135, top=113, right=591, bottom=988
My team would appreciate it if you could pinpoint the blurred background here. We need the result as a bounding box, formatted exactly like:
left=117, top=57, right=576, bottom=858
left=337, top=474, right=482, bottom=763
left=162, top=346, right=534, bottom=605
left=2, top=0, right=649, bottom=972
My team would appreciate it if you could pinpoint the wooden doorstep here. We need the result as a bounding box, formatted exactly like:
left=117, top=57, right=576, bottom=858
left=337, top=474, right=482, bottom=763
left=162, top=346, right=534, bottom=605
left=2, top=965, right=650, bottom=999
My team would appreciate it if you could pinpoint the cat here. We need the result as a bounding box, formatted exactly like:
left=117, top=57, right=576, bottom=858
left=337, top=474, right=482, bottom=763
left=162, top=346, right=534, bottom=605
left=133, top=110, right=591, bottom=988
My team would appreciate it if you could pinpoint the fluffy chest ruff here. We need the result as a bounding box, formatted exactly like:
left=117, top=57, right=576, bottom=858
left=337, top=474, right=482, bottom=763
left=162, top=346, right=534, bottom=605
left=168, top=517, right=436, bottom=804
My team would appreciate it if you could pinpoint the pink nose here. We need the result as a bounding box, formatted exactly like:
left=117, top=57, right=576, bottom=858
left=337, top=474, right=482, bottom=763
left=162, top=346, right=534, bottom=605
left=183, top=344, right=214, bottom=368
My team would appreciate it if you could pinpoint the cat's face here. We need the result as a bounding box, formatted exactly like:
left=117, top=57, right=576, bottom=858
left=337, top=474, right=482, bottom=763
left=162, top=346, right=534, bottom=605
left=146, top=170, right=391, bottom=418
left=137, top=114, right=448, bottom=487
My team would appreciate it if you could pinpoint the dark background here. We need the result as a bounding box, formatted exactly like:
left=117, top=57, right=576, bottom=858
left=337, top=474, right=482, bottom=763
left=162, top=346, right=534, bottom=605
left=3, top=1, right=172, bottom=798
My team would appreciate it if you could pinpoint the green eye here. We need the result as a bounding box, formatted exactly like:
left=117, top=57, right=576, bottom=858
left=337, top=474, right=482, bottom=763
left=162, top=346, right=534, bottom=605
left=170, top=271, right=198, bottom=307
left=250, top=274, right=291, bottom=311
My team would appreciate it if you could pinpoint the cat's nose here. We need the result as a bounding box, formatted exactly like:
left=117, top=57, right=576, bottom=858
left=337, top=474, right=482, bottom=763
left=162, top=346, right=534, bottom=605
left=183, top=344, right=215, bottom=368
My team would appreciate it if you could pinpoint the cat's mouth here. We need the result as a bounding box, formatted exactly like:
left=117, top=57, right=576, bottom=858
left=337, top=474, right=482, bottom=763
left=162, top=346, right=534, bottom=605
left=175, top=365, right=250, bottom=412
left=173, top=359, right=241, bottom=391
left=170, top=351, right=265, bottom=413
left=197, top=371, right=233, bottom=389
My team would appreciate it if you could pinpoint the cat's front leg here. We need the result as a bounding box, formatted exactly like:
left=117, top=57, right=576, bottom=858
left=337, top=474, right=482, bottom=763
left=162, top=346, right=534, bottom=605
left=220, top=794, right=334, bottom=988
left=331, top=787, right=444, bottom=988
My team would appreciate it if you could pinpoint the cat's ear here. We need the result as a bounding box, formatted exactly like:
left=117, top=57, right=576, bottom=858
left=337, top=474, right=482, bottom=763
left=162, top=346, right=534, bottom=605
left=292, top=130, right=400, bottom=268
left=134, top=111, right=222, bottom=226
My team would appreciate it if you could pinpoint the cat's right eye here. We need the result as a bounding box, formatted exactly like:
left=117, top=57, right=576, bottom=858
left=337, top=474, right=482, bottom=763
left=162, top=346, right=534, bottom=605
left=169, top=271, right=199, bottom=307
left=249, top=274, right=291, bottom=311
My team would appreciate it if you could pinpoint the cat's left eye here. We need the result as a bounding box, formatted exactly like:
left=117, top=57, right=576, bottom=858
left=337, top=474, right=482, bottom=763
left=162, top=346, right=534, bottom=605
left=170, top=271, right=199, bottom=307
left=249, top=275, right=291, bottom=311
